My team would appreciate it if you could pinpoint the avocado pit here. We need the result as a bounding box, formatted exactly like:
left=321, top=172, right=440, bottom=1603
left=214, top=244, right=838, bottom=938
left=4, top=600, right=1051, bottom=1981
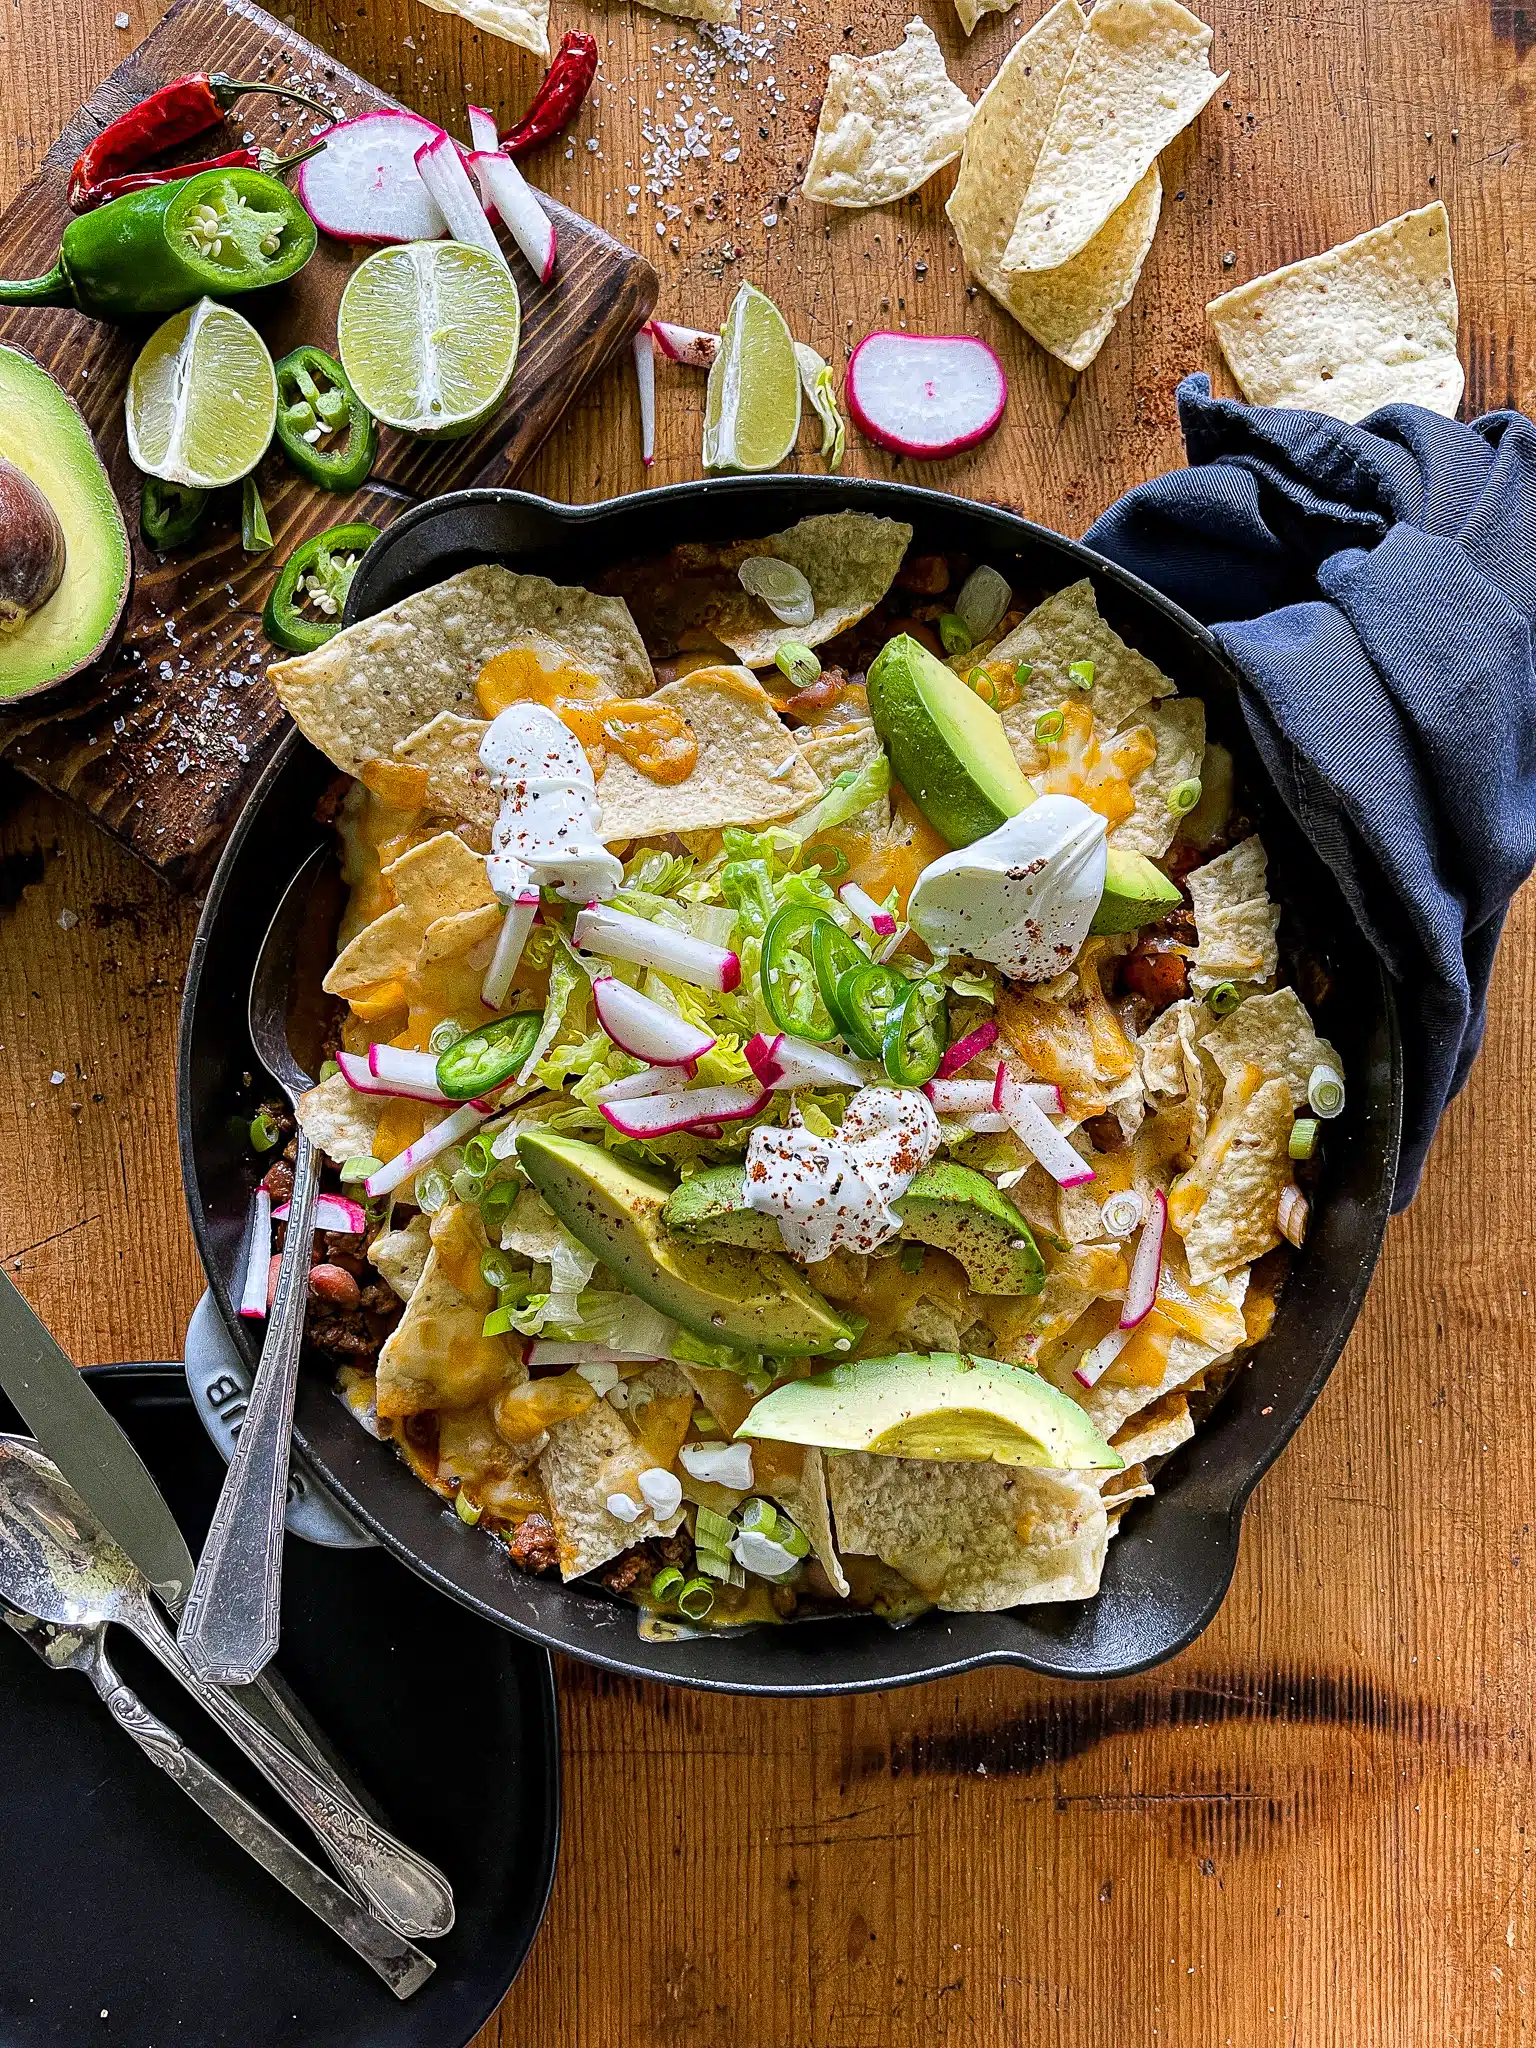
left=0, top=455, right=66, bottom=631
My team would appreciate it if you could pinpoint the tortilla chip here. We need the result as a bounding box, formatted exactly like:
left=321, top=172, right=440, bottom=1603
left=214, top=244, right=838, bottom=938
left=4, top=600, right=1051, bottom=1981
left=994, top=580, right=1174, bottom=746
left=376, top=1249, right=519, bottom=1420
left=1193, top=900, right=1281, bottom=991
left=954, top=0, right=1016, bottom=32
left=802, top=20, right=973, bottom=209
left=384, top=831, right=495, bottom=924
left=638, top=0, right=736, bottom=19
left=415, top=0, right=548, bottom=54
left=498, top=1187, right=569, bottom=1262
left=323, top=903, right=420, bottom=997
left=435, top=1404, right=547, bottom=1515
left=711, top=516, right=914, bottom=667
left=1206, top=203, right=1462, bottom=423
left=827, top=1455, right=1108, bottom=1611
left=295, top=1069, right=384, bottom=1164
left=946, top=0, right=1163, bottom=370
left=1136, top=1001, right=1190, bottom=1098
left=269, top=565, right=653, bottom=780
left=393, top=713, right=499, bottom=834
left=1109, top=698, right=1205, bottom=858
left=1173, top=1077, right=1293, bottom=1284
left=369, top=1215, right=433, bottom=1302
left=796, top=721, right=882, bottom=787
left=1047, top=1282, right=1241, bottom=1438
left=595, top=667, right=822, bottom=841
left=1002, top=0, right=1225, bottom=275
left=537, top=1400, right=685, bottom=1580
left=1100, top=1460, right=1153, bottom=1510
left=1110, top=1389, right=1194, bottom=1465
left=1187, top=835, right=1267, bottom=916
left=419, top=900, right=503, bottom=968
left=1203, top=987, right=1340, bottom=1111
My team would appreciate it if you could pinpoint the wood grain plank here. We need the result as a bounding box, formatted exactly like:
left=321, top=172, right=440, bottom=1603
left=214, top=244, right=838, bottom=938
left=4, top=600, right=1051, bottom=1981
left=2, top=0, right=1534, bottom=2044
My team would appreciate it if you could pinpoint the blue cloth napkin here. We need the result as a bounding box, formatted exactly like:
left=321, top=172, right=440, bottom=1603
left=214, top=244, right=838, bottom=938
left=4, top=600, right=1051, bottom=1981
left=1084, top=373, right=1536, bottom=1207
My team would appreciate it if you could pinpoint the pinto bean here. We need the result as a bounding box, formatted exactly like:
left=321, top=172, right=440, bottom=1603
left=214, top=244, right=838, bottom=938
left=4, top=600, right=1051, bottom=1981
left=308, top=1263, right=361, bottom=1309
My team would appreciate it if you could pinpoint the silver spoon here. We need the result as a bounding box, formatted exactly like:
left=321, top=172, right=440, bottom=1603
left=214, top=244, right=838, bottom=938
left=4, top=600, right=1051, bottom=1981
left=2, top=1607, right=434, bottom=2000
left=0, top=1435, right=455, bottom=1940
left=179, top=846, right=333, bottom=1689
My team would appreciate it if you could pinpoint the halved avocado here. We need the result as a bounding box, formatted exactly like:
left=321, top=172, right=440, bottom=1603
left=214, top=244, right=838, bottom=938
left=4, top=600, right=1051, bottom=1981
left=737, top=1352, right=1122, bottom=1470
left=866, top=632, right=1036, bottom=848
left=665, top=1158, right=1044, bottom=1295
left=0, top=346, right=130, bottom=700
left=516, top=1129, right=854, bottom=1357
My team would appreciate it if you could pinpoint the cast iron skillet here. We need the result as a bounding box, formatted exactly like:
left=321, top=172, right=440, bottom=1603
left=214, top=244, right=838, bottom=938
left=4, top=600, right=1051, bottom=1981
left=179, top=477, right=1402, bottom=1697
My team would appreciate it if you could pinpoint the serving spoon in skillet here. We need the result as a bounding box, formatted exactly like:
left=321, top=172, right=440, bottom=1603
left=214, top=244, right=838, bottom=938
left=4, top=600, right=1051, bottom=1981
left=178, top=847, right=341, bottom=1690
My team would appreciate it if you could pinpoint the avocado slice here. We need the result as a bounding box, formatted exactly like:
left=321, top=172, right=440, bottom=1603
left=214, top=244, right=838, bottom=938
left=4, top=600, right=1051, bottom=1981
left=0, top=346, right=130, bottom=701
left=664, top=1158, right=1044, bottom=1296
left=737, top=1352, right=1122, bottom=1470
left=894, top=1163, right=1044, bottom=1295
left=1088, top=849, right=1183, bottom=934
left=517, top=1130, right=854, bottom=1357
left=866, top=633, right=1036, bottom=848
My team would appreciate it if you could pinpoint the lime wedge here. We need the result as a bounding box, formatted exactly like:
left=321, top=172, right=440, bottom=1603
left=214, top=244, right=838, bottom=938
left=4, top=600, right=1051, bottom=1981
left=125, top=298, right=276, bottom=489
left=337, top=241, right=520, bottom=438
left=703, top=282, right=802, bottom=474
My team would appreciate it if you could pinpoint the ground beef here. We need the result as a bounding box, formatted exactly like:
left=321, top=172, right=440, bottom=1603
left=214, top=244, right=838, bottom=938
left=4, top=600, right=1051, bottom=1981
left=507, top=1513, right=559, bottom=1575
left=596, top=1527, right=692, bottom=1594
left=261, top=1159, right=295, bottom=1205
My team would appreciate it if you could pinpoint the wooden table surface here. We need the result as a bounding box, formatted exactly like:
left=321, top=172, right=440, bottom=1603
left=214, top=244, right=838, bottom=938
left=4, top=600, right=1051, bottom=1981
left=3, top=0, right=1533, bottom=2040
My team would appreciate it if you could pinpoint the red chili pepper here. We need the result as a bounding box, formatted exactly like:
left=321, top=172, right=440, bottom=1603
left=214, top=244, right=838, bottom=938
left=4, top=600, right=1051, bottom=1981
left=67, top=73, right=333, bottom=212
left=500, top=33, right=598, bottom=156
left=74, top=139, right=326, bottom=213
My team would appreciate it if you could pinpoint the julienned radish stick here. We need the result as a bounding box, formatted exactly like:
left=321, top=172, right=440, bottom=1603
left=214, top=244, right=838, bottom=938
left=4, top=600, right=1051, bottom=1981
left=574, top=900, right=740, bottom=993
left=365, top=1100, right=492, bottom=1198
left=414, top=131, right=507, bottom=269
left=994, top=1066, right=1093, bottom=1187
left=845, top=330, right=1007, bottom=460
left=466, top=104, right=499, bottom=152
left=600, top=1082, right=768, bottom=1139
left=633, top=327, right=656, bottom=466
left=482, top=890, right=540, bottom=1011
left=239, top=1188, right=272, bottom=1319
left=467, top=149, right=557, bottom=284
left=647, top=318, right=719, bottom=368
left=336, top=1047, right=449, bottom=1104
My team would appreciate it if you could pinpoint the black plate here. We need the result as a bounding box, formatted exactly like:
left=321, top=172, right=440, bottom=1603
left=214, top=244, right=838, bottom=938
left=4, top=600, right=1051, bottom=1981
left=0, top=1364, right=559, bottom=2048
left=178, top=477, right=1402, bottom=1695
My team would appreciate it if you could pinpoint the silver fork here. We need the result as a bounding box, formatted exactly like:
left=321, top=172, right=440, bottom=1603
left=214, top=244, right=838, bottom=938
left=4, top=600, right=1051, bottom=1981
left=180, top=846, right=331, bottom=1689
left=3, top=1609, right=434, bottom=2000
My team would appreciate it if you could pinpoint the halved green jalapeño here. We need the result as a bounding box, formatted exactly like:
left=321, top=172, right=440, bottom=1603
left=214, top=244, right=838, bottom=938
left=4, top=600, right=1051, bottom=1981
left=833, top=961, right=903, bottom=1061
left=761, top=904, right=839, bottom=1041
left=435, top=1011, right=544, bottom=1099
left=882, top=977, right=947, bottom=1086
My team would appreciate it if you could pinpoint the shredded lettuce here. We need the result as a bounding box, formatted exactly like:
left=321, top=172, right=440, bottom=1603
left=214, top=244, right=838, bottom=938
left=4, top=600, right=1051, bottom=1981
left=525, top=934, right=589, bottom=1087
left=783, top=752, right=891, bottom=844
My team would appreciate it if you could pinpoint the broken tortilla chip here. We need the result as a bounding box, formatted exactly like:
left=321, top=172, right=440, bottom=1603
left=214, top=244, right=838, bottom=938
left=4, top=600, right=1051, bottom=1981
left=296, top=1068, right=384, bottom=1164
left=323, top=902, right=421, bottom=997
left=595, top=667, right=822, bottom=840
left=415, top=0, right=548, bottom=54
left=954, top=0, right=1016, bottom=32
left=827, top=1454, right=1108, bottom=1611
left=1186, top=835, right=1268, bottom=917
left=269, top=565, right=653, bottom=780
left=1206, top=203, right=1462, bottom=423
left=994, top=579, right=1174, bottom=746
left=537, top=1400, right=685, bottom=1580
left=706, top=515, right=913, bottom=667
left=1203, top=987, right=1341, bottom=1112
left=393, top=713, right=499, bottom=834
left=1110, top=1390, right=1195, bottom=1466
left=436, top=1405, right=547, bottom=1515
left=1002, top=0, right=1225, bottom=275
left=803, top=20, right=972, bottom=209
left=384, top=830, right=496, bottom=924
left=946, top=0, right=1163, bottom=370
left=1108, top=698, right=1205, bottom=858
left=369, top=1214, right=433, bottom=1302
left=376, top=1248, right=519, bottom=1420
left=1187, top=835, right=1279, bottom=990
left=1171, top=1075, right=1293, bottom=1284
left=796, top=721, right=883, bottom=789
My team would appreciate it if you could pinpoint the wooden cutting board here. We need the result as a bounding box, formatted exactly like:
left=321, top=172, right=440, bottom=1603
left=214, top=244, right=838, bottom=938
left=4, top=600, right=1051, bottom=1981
left=0, top=0, right=657, bottom=884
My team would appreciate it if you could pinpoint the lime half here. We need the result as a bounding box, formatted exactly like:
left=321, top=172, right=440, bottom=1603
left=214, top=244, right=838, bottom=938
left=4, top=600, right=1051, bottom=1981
left=125, top=298, right=276, bottom=489
left=703, top=282, right=802, bottom=474
left=338, top=241, right=521, bottom=438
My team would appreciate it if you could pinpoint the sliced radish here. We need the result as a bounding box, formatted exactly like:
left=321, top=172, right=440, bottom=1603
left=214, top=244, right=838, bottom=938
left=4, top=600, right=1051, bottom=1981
left=482, top=890, right=540, bottom=1011
left=839, top=881, right=896, bottom=938
left=239, top=1188, right=272, bottom=1319
left=936, top=1019, right=999, bottom=1078
left=369, top=1044, right=451, bottom=1099
left=365, top=1101, right=491, bottom=1198
left=600, top=1083, right=768, bottom=1139
left=274, top=1193, right=367, bottom=1235
left=745, top=1031, right=869, bottom=1091
left=592, top=976, right=716, bottom=1066
left=845, top=330, right=1008, bottom=461
left=297, top=111, right=449, bottom=244
left=648, top=318, right=720, bottom=368
left=574, top=901, right=740, bottom=993
left=1119, top=1191, right=1167, bottom=1329
left=633, top=326, right=656, bottom=467
left=335, top=1046, right=447, bottom=1104
left=596, top=1064, right=693, bottom=1101
left=415, top=131, right=507, bottom=269
left=994, top=1067, right=1093, bottom=1187
left=467, top=103, right=499, bottom=153
left=1075, top=1325, right=1132, bottom=1390
left=467, top=149, right=557, bottom=284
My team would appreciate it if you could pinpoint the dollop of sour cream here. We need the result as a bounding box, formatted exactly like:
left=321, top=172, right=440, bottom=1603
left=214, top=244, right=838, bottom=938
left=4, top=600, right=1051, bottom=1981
left=744, top=1087, right=941, bottom=1262
left=906, top=793, right=1107, bottom=982
left=480, top=701, right=623, bottom=903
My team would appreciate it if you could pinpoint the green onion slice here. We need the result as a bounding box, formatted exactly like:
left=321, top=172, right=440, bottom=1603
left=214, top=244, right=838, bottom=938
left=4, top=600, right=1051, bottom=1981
left=676, top=1577, right=716, bottom=1620
left=650, top=1564, right=685, bottom=1603
left=428, top=1019, right=465, bottom=1054
left=937, top=613, right=972, bottom=657
left=1288, top=1117, right=1320, bottom=1160
left=738, top=1497, right=778, bottom=1538
left=249, top=1110, right=281, bottom=1152
left=1068, top=659, right=1095, bottom=689
left=339, top=1154, right=381, bottom=1185
left=1167, top=777, right=1203, bottom=815
left=1034, top=710, right=1064, bottom=744
left=454, top=1491, right=482, bottom=1525
left=738, top=555, right=814, bottom=627
left=1307, top=1064, right=1345, bottom=1118
left=775, top=641, right=821, bottom=691
left=1205, top=981, right=1242, bottom=1017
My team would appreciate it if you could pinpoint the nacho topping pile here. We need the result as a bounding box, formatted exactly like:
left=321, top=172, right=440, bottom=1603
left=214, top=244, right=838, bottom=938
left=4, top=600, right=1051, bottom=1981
left=266, top=517, right=1340, bottom=1630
